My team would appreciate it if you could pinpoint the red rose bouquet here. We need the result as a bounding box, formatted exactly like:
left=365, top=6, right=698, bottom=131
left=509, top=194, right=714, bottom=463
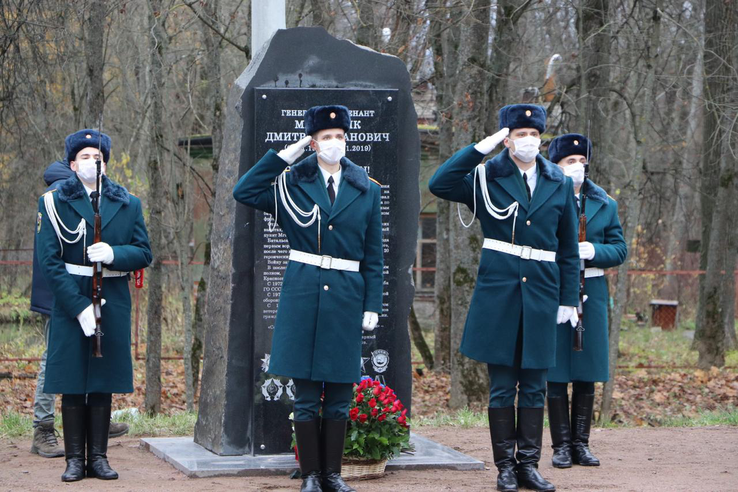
left=344, top=378, right=410, bottom=461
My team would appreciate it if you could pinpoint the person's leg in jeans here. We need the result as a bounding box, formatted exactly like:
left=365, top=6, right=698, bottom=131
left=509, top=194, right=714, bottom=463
left=31, top=315, right=63, bottom=457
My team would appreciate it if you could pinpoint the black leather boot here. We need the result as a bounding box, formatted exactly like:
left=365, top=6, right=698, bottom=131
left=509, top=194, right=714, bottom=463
left=320, top=419, right=355, bottom=492
left=515, top=407, right=555, bottom=491
left=61, top=405, right=86, bottom=482
left=547, top=396, right=572, bottom=468
left=571, top=392, right=600, bottom=466
left=295, top=418, right=323, bottom=492
left=488, top=407, right=518, bottom=492
left=86, top=405, right=118, bottom=479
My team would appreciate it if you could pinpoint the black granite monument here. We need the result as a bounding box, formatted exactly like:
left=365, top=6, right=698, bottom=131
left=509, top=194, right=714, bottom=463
left=194, top=27, right=420, bottom=456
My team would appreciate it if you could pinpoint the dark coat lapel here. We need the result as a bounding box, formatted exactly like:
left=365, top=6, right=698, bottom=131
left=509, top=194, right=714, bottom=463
left=290, top=154, right=332, bottom=214
left=329, top=157, right=369, bottom=220
left=528, top=156, right=564, bottom=217
left=486, top=149, right=529, bottom=212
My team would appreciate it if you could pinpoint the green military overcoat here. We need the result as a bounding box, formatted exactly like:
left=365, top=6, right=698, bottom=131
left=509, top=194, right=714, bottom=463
left=548, top=181, right=627, bottom=382
left=36, top=175, right=152, bottom=394
left=429, top=146, right=580, bottom=369
left=233, top=150, right=384, bottom=384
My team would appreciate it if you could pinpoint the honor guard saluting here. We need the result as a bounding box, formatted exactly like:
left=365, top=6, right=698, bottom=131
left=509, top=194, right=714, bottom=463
left=546, top=134, right=627, bottom=469
left=35, top=129, right=152, bottom=482
left=429, top=104, right=580, bottom=492
left=233, top=105, right=383, bottom=492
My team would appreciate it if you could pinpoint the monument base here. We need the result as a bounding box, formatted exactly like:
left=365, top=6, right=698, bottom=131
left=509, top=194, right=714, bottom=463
left=141, top=433, right=485, bottom=478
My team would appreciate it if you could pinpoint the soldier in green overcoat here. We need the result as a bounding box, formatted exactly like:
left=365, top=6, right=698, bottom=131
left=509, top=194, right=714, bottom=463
left=36, top=129, right=151, bottom=482
left=429, top=105, right=580, bottom=492
left=546, top=133, right=627, bottom=469
left=233, top=105, right=383, bottom=492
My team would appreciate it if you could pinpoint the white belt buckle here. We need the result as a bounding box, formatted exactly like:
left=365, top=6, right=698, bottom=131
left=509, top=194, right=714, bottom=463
left=520, top=245, right=532, bottom=260
left=320, top=255, right=333, bottom=269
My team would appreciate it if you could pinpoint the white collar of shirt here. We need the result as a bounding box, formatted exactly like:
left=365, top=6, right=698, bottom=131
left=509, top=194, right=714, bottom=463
left=319, top=165, right=341, bottom=194
left=518, top=163, right=538, bottom=195
left=82, top=183, right=96, bottom=198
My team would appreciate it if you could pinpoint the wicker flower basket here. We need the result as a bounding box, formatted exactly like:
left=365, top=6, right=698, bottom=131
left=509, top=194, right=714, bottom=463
left=341, top=457, right=388, bottom=480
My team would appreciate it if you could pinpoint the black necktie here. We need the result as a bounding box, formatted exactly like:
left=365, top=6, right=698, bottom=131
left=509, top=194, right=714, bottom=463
left=523, top=172, right=531, bottom=201
left=327, top=176, right=336, bottom=205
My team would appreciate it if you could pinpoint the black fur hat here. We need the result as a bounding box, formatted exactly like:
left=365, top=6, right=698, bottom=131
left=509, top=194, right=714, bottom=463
left=304, top=105, right=351, bottom=135
left=498, top=104, right=547, bottom=133
left=65, top=129, right=111, bottom=163
left=548, top=133, right=592, bottom=164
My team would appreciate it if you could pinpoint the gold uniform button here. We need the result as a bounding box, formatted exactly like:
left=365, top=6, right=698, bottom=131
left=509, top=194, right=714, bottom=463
left=526, top=220, right=531, bottom=226
left=328, top=225, right=334, bottom=231
left=323, top=285, right=330, bottom=291
left=522, top=277, right=527, bottom=283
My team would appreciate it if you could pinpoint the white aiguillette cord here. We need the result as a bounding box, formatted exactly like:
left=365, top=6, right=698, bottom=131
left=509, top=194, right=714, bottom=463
left=457, top=163, right=520, bottom=244
left=44, top=192, right=87, bottom=255
left=270, top=168, right=322, bottom=250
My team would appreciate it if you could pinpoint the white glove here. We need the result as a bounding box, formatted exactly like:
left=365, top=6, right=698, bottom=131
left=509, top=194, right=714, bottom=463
left=87, top=242, right=114, bottom=264
left=579, top=241, right=595, bottom=260
left=474, top=128, right=510, bottom=155
left=76, top=299, right=106, bottom=337
left=362, top=311, right=379, bottom=332
left=557, top=305, right=578, bottom=327
left=277, top=135, right=313, bottom=165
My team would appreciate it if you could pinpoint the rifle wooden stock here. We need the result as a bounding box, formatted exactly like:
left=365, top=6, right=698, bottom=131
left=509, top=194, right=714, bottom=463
left=573, top=212, right=586, bottom=351
left=91, top=202, right=103, bottom=358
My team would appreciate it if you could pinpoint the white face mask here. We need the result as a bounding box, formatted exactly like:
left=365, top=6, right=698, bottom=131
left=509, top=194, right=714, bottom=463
left=511, top=135, right=541, bottom=163
left=316, top=139, right=346, bottom=166
left=562, top=162, right=585, bottom=188
left=75, top=158, right=100, bottom=184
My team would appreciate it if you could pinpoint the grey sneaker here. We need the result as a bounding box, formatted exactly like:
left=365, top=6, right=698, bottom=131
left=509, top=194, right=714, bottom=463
left=30, top=421, right=64, bottom=458
left=108, top=421, right=129, bottom=439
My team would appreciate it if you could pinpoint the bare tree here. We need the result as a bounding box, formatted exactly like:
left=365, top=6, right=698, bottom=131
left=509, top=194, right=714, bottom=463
left=448, top=0, right=492, bottom=409
left=144, top=0, right=170, bottom=415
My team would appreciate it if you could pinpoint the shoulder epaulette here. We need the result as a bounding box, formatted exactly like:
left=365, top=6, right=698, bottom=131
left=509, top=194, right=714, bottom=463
left=368, top=177, right=382, bottom=186
left=42, top=189, right=57, bottom=197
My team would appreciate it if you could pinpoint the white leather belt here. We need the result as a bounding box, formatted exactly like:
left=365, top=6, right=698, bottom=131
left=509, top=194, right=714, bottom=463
left=289, top=250, right=360, bottom=272
left=483, top=238, right=556, bottom=262
left=584, top=267, right=605, bottom=278
left=65, top=263, right=129, bottom=278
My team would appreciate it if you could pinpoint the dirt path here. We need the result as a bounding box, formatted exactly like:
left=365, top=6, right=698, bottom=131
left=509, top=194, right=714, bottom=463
left=1, top=426, right=736, bottom=491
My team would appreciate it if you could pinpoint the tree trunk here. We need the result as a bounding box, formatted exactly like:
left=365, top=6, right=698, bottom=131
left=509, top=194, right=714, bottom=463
left=577, top=0, right=612, bottom=189
left=484, top=0, right=531, bottom=134
left=448, top=0, right=491, bottom=409
left=355, top=0, right=378, bottom=50
left=601, top=0, right=662, bottom=422
left=428, top=0, right=457, bottom=374
left=310, top=0, right=331, bottom=29
left=409, top=305, right=434, bottom=370
left=83, top=0, right=106, bottom=128
left=662, top=6, right=703, bottom=301
left=144, top=0, right=169, bottom=416
left=189, top=0, right=225, bottom=409
left=694, top=0, right=737, bottom=364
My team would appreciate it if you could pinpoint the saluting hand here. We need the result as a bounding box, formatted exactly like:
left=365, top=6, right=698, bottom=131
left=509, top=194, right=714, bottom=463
left=362, top=311, right=379, bottom=332
left=76, top=299, right=107, bottom=337
left=474, top=128, right=510, bottom=155
left=88, top=242, right=114, bottom=265
left=277, top=135, right=313, bottom=165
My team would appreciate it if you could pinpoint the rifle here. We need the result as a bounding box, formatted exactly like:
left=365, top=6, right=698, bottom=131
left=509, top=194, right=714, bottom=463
left=91, top=115, right=104, bottom=358
left=573, top=161, right=589, bottom=352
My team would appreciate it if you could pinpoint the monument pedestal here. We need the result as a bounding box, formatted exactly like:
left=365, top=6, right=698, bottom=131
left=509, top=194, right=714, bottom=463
left=141, top=434, right=485, bottom=478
